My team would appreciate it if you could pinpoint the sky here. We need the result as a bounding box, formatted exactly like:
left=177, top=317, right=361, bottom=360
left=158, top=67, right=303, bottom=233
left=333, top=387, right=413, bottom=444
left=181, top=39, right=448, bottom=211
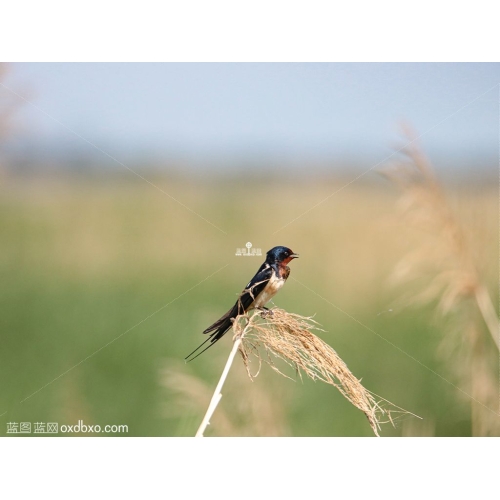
left=3, top=63, right=499, bottom=172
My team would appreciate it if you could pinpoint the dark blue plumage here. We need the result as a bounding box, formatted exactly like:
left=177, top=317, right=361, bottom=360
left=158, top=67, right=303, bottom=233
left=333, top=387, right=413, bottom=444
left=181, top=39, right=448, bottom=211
left=185, top=246, right=298, bottom=361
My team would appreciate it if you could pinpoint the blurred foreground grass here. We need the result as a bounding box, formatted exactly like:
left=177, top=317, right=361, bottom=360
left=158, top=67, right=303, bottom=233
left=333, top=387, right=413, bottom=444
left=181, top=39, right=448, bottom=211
left=0, top=172, right=497, bottom=436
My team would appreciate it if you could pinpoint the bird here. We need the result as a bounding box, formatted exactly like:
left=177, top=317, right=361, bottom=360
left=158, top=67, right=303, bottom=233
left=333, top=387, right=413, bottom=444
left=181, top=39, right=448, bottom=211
left=185, top=246, right=299, bottom=361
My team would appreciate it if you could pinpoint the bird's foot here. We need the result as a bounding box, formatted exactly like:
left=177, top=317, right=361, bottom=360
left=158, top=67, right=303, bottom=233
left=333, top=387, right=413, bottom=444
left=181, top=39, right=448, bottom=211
left=258, top=306, right=274, bottom=318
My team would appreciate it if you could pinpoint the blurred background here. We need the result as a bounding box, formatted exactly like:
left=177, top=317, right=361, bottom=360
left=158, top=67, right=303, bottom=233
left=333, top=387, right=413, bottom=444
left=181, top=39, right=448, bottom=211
left=0, top=62, right=498, bottom=436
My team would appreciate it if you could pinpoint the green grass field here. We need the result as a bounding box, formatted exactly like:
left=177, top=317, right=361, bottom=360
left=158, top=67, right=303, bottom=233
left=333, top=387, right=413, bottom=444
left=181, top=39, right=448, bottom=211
left=0, top=172, right=497, bottom=436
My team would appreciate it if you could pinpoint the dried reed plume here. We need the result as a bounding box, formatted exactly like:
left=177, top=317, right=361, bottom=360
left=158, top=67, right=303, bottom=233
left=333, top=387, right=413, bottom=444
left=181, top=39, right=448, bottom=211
left=382, top=125, right=500, bottom=435
left=381, top=126, right=499, bottom=351
left=196, top=308, right=417, bottom=437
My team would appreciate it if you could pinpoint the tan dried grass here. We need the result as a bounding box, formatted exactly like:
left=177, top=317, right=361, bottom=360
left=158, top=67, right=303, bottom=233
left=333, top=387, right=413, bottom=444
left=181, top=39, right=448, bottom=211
left=382, top=125, right=500, bottom=435
left=236, top=307, right=417, bottom=436
left=381, top=125, right=498, bottom=350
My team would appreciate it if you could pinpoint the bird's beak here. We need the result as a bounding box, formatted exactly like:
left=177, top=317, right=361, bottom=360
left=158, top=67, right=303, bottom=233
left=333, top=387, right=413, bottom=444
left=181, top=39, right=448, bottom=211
left=291, top=253, right=299, bottom=259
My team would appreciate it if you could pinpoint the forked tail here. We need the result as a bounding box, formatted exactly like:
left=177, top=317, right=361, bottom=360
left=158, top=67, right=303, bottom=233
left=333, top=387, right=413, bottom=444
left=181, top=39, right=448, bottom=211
left=185, top=302, right=241, bottom=362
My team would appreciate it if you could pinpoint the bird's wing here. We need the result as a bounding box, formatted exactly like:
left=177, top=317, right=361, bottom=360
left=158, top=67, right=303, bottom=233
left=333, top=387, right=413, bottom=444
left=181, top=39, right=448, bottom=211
left=202, top=263, right=273, bottom=335
left=239, top=262, right=274, bottom=310
left=185, top=263, right=273, bottom=362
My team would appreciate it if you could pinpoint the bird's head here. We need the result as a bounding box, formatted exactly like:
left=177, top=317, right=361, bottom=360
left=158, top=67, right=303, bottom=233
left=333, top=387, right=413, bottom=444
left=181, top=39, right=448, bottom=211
left=266, top=246, right=299, bottom=265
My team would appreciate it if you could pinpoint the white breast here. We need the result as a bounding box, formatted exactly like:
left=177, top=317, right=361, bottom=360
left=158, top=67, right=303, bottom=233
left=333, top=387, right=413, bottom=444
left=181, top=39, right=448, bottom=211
left=252, top=271, right=286, bottom=308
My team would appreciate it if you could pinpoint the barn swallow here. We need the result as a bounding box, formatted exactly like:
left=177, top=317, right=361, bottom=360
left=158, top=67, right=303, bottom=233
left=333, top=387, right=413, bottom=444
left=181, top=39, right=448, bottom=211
left=185, top=246, right=299, bottom=361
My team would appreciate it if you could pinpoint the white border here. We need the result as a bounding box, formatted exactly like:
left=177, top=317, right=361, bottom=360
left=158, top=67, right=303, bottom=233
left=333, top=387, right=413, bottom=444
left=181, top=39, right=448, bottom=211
left=1, top=1, right=498, bottom=62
